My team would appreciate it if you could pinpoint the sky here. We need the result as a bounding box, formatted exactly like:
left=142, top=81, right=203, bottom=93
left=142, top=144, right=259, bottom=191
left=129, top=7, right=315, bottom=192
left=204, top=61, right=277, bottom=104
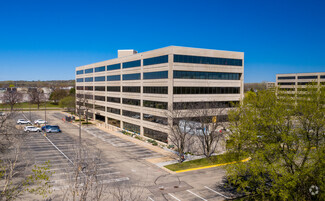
left=0, top=0, right=324, bottom=83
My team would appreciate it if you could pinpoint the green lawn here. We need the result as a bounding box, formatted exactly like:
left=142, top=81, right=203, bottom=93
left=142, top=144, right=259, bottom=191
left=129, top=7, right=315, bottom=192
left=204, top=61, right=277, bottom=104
left=0, top=102, right=60, bottom=109
left=164, top=152, right=245, bottom=172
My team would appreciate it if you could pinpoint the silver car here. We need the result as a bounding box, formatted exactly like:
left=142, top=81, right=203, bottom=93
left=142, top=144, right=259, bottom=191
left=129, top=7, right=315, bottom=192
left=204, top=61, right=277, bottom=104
left=24, top=126, right=41, bottom=132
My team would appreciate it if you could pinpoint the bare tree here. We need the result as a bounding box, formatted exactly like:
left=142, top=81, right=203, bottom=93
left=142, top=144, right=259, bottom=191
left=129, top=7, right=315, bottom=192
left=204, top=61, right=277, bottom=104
left=107, top=181, right=147, bottom=201
left=28, top=88, right=46, bottom=109
left=1, top=91, right=22, bottom=112
left=193, top=102, right=228, bottom=158
left=166, top=106, right=195, bottom=163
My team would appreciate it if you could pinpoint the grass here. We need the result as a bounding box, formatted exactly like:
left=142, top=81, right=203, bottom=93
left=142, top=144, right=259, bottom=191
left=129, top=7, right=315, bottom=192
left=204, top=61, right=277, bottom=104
left=0, top=102, right=59, bottom=109
left=164, top=152, right=245, bottom=172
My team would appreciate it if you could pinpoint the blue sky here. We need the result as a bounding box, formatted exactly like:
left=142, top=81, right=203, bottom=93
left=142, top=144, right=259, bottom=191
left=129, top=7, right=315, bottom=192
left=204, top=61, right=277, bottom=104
left=0, top=0, right=324, bottom=83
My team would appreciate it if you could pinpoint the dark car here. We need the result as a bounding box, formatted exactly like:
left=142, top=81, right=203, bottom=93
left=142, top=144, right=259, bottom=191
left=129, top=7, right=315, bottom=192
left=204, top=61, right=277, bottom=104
left=45, top=125, right=61, bottom=133
left=41, top=125, right=52, bottom=131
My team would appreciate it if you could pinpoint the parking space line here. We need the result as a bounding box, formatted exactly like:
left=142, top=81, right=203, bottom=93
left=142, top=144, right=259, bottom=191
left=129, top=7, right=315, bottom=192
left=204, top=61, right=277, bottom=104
left=186, top=190, right=207, bottom=201
left=43, top=134, right=74, bottom=165
left=168, top=193, right=181, bottom=201
left=204, top=186, right=231, bottom=199
left=148, top=197, right=155, bottom=201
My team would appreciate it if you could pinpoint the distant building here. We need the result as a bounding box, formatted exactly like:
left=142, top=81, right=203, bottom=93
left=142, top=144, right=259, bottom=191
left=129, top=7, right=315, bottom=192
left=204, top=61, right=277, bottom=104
left=266, top=82, right=275, bottom=89
left=75, top=46, right=244, bottom=143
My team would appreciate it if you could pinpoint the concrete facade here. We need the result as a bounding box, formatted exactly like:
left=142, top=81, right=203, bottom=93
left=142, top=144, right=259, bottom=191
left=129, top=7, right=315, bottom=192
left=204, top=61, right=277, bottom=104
left=75, top=46, right=244, bottom=143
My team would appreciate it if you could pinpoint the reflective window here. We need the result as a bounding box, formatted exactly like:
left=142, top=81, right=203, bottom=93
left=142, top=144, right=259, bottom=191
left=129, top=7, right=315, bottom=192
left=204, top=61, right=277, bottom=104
left=279, top=88, right=295, bottom=91
left=94, top=105, right=105, bottom=111
left=85, top=68, right=93, bottom=74
left=143, top=86, right=168, bottom=94
left=173, top=101, right=239, bottom=110
left=85, top=94, right=93, bottom=100
left=143, top=55, right=168, bottom=66
left=278, top=76, right=295, bottom=80
left=95, top=96, right=105, bottom=101
left=143, top=71, right=168, bottom=79
left=143, top=100, right=167, bottom=109
left=85, top=77, right=93, bottom=82
left=122, top=98, right=140, bottom=106
left=174, top=54, right=242, bottom=66
left=143, top=114, right=168, bottom=125
left=107, top=63, right=121, bottom=71
left=298, top=82, right=312, bottom=85
left=107, top=86, right=121, bottom=92
left=278, top=82, right=295, bottom=85
left=85, top=103, right=93, bottom=108
left=107, top=75, right=121, bottom=81
left=174, top=71, right=240, bottom=80
left=321, top=75, right=325, bottom=79
left=123, top=73, right=141, bottom=80
left=108, top=117, right=120, bottom=128
left=107, top=107, right=120, bottom=115
left=173, top=87, right=240, bottom=94
left=76, top=70, right=84, bottom=75
left=123, top=60, right=141, bottom=69
left=95, top=86, right=105, bottom=91
left=144, top=127, right=168, bottom=143
left=107, top=97, right=120, bottom=103
left=298, top=76, right=317, bottom=79
left=76, top=78, right=84, bottom=82
left=85, top=86, right=93, bottom=91
left=123, top=122, right=140, bottom=133
left=76, top=86, right=84, bottom=90
left=123, top=86, right=140, bottom=93
left=95, top=76, right=105, bottom=82
left=76, top=94, right=84, bottom=98
left=122, top=110, right=140, bottom=119
left=95, top=66, right=105, bottom=72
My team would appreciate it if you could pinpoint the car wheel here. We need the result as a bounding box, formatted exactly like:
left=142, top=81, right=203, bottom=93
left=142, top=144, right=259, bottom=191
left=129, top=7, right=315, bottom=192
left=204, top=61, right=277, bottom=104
left=27, top=130, right=30, bottom=133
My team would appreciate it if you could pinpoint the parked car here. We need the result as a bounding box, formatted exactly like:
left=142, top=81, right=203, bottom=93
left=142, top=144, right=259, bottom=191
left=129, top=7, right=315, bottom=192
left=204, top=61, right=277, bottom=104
left=34, top=119, right=47, bottom=124
left=24, top=126, right=41, bottom=132
left=45, top=125, right=61, bottom=133
left=41, top=125, right=52, bottom=131
left=0, top=112, right=5, bottom=116
left=17, top=119, right=31, bottom=125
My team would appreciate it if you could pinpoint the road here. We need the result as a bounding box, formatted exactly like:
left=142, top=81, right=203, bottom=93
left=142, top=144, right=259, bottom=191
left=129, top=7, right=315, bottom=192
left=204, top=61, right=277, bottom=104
left=16, top=111, right=237, bottom=200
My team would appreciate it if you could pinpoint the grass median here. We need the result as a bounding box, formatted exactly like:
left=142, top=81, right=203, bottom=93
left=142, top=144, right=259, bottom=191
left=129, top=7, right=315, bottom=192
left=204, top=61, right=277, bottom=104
left=0, top=102, right=59, bottom=109
left=164, top=152, right=248, bottom=172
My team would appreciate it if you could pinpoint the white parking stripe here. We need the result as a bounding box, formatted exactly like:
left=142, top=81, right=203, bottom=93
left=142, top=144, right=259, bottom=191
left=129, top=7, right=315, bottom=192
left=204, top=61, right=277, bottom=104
left=148, top=197, right=155, bottom=201
left=204, top=186, right=231, bottom=199
left=168, top=193, right=181, bottom=201
left=186, top=190, right=207, bottom=201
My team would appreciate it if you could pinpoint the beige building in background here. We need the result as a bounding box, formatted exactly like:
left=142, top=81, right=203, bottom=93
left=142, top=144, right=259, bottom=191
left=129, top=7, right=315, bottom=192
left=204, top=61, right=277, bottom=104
left=75, top=46, right=244, bottom=143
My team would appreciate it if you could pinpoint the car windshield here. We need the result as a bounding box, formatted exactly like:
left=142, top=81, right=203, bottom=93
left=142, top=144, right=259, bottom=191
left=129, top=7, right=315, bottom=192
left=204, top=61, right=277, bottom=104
left=51, top=126, right=59, bottom=129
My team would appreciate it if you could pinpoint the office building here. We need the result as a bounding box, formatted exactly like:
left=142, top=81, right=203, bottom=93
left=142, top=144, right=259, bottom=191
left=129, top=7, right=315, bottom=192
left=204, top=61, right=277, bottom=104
left=75, top=46, right=244, bottom=143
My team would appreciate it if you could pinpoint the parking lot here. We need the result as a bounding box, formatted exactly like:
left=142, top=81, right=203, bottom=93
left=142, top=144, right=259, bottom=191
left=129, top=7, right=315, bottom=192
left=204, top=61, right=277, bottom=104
left=15, top=111, right=238, bottom=200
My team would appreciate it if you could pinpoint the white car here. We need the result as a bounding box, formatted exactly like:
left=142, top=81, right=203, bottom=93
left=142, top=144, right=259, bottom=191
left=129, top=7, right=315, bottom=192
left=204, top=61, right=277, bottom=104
left=17, top=119, right=31, bottom=125
left=34, top=119, right=47, bottom=124
left=24, top=126, right=41, bottom=132
left=0, top=112, right=5, bottom=116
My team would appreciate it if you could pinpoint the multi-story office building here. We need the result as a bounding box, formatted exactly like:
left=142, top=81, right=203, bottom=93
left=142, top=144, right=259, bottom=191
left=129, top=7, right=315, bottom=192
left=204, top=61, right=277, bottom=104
left=75, top=46, right=244, bottom=143
left=276, top=72, right=325, bottom=92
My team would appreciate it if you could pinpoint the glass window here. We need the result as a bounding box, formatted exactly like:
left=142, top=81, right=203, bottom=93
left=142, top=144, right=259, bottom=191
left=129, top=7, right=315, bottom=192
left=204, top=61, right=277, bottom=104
left=279, top=88, right=295, bottom=91
left=122, top=98, right=140, bottom=106
left=173, top=87, right=240, bottom=94
left=320, top=75, right=325, bottom=79
left=173, top=101, right=239, bottom=110
left=298, top=82, right=312, bottom=85
left=123, top=122, right=140, bottom=133
left=85, top=77, right=93, bottom=82
left=95, top=96, right=105, bottom=101
left=122, top=110, right=140, bottom=119
left=76, top=86, right=84, bottom=90
left=143, top=55, right=168, bottom=66
left=107, top=86, right=121, bottom=92
left=122, top=86, right=141, bottom=93
left=107, top=97, right=120, bottom=103
left=174, top=54, right=242, bottom=66
left=123, top=60, right=141, bottom=69
left=85, top=86, right=93, bottom=91
left=298, top=76, right=318, bottom=79
left=94, top=105, right=105, bottom=111
left=107, top=107, right=120, bottom=115
left=107, top=117, right=120, bottom=128
left=95, top=66, right=105, bottom=72
left=107, top=63, right=121, bottom=71
left=143, top=86, right=168, bottom=94
left=85, top=95, right=93, bottom=100
left=277, top=82, right=295, bottom=85
left=107, top=75, right=121, bottom=81
left=95, top=86, right=105, bottom=91
left=278, top=76, right=295, bottom=80
left=143, top=71, right=168, bottom=79
left=123, top=73, right=141, bottom=80
left=85, top=68, right=93, bottom=74
left=173, top=71, right=241, bottom=80
left=143, top=100, right=167, bottom=109
left=76, top=78, right=84, bottom=82
left=76, top=70, right=84, bottom=75
left=95, top=76, right=105, bottom=82
left=144, top=127, right=168, bottom=143
left=143, top=114, right=168, bottom=125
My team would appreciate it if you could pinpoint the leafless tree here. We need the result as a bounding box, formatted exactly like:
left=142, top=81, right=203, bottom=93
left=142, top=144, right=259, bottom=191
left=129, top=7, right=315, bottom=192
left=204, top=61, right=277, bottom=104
left=1, top=91, right=22, bottom=112
left=166, top=105, right=195, bottom=163
left=28, top=88, right=46, bottom=109
left=76, top=94, right=92, bottom=124
left=193, top=102, right=228, bottom=158
left=107, top=181, right=147, bottom=201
